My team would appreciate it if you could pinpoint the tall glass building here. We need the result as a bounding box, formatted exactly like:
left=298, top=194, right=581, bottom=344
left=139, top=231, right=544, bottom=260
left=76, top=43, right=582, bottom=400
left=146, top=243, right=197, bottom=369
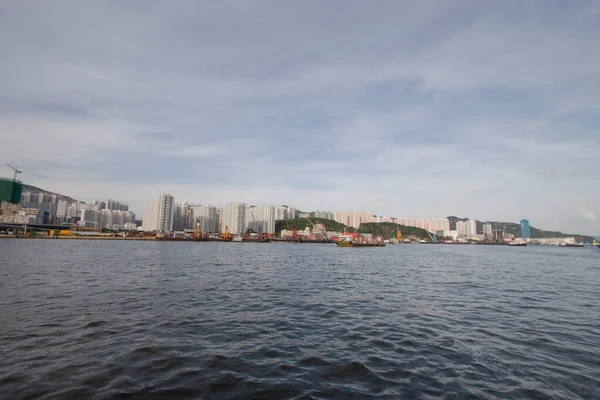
left=520, top=219, right=531, bottom=239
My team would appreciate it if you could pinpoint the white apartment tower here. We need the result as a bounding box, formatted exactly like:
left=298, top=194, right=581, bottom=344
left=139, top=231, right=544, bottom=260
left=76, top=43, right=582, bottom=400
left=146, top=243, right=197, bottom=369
left=220, top=203, right=246, bottom=234
left=193, top=205, right=218, bottom=233
left=483, top=223, right=493, bottom=236
left=275, top=206, right=287, bottom=220
left=142, top=194, right=175, bottom=232
left=246, top=205, right=275, bottom=234
left=466, top=219, right=477, bottom=238
left=456, top=221, right=468, bottom=238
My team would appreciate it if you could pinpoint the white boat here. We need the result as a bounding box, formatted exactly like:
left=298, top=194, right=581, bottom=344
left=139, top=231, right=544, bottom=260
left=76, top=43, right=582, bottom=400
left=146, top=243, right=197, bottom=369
left=232, top=235, right=243, bottom=242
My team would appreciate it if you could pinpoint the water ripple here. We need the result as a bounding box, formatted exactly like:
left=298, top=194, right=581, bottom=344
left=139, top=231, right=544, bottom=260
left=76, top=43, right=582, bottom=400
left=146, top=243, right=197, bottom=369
left=1, top=241, right=599, bottom=399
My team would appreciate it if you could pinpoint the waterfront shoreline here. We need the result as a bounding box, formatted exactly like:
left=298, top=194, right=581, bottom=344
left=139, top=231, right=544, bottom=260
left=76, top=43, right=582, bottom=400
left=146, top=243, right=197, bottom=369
left=0, top=235, right=156, bottom=240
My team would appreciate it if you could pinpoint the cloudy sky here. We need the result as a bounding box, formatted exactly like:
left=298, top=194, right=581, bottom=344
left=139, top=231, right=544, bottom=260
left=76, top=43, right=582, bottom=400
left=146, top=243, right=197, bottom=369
left=1, top=1, right=599, bottom=234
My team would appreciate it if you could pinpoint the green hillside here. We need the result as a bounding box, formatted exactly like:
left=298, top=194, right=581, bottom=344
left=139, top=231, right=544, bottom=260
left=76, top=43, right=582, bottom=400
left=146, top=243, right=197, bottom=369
left=275, top=219, right=430, bottom=239
left=358, top=222, right=430, bottom=239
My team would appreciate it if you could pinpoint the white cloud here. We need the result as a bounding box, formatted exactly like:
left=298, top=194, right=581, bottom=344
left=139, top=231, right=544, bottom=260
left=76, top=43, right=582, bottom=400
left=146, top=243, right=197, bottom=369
left=0, top=1, right=599, bottom=235
left=580, top=204, right=597, bottom=221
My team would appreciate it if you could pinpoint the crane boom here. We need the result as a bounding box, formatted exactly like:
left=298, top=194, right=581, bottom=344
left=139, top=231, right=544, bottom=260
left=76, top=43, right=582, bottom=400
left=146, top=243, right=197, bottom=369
left=6, top=164, right=22, bottom=181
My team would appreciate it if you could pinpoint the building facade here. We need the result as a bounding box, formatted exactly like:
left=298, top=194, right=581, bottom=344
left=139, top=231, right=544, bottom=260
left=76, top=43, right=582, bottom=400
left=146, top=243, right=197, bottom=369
left=275, top=206, right=295, bottom=220
left=310, top=210, right=333, bottom=220
left=142, top=194, right=175, bottom=232
left=172, top=203, right=195, bottom=232
left=520, top=219, right=531, bottom=239
left=193, top=205, right=218, bottom=233
left=106, top=199, right=129, bottom=212
left=466, top=219, right=477, bottom=238
left=456, top=221, right=467, bottom=238
left=220, top=203, right=246, bottom=234
left=246, top=205, right=275, bottom=234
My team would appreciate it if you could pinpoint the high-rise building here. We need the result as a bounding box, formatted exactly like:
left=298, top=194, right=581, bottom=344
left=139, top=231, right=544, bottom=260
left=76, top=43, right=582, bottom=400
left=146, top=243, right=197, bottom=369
left=92, top=200, right=107, bottom=211
left=311, top=210, right=333, bottom=220
left=456, top=221, right=467, bottom=238
left=288, top=207, right=296, bottom=219
left=220, top=203, right=246, bottom=234
left=275, top=206, right=287, bottom=220
left=483, top=222, right=493, bottom=236
left=349, top=212, right=362, bottom=229
left=122, top=211, right=136, bottom=225
left=142, top=194, right=175, bottom=232
left=466, top=219, right=477, bottom=238
left=275, top=206, right=295, bottom=220
left=172, top=203, right=191, bottom=231
left=246, top=205, right=275, bottom=234
left=520, top=219, right=531, bottom=239
left=193, top=205, right=218, bottom=233
left=98, top=209, right=113, bottom=229
left=65, top=202, right=81, bottom=221
left=56, top=200, right=68, bottom=218
left=107, top=199, right=129, bottom=212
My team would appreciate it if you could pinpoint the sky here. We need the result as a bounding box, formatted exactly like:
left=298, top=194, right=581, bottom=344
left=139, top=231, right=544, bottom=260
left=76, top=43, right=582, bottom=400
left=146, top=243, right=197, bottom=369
left=0, top=1, right=599, bottom=235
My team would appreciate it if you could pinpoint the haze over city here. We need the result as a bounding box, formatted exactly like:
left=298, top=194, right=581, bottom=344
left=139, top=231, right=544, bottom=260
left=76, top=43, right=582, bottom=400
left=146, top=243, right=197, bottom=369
left=1, top=1, right=599, bottom=235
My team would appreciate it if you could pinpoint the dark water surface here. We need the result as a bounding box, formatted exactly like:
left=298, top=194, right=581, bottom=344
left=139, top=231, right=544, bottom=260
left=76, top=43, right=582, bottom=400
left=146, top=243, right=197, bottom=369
left=1, top=241, right=599, bottom=399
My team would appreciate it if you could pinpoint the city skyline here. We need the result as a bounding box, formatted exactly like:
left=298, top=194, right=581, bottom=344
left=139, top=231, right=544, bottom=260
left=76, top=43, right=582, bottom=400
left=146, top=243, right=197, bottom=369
left=2, top=182, right=599, bottom=238
left=1, top=2, right=598, bottom=235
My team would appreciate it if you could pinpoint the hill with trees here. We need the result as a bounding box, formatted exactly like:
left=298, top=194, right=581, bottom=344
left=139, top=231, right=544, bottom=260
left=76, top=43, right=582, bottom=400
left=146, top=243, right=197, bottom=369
left=275, top=219, right=431, bottom=239
left=358, top=222, right=431, bottom=239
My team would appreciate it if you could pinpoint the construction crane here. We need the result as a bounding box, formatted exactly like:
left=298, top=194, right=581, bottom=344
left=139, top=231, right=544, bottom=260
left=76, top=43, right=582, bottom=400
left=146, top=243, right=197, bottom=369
left=284, top=218, right=298, bottom=241
left=6, top=164, right=22, bottom=181
left=187, top=206, right=194, bottom=230
left=248, top=208, right=262, bottom=237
